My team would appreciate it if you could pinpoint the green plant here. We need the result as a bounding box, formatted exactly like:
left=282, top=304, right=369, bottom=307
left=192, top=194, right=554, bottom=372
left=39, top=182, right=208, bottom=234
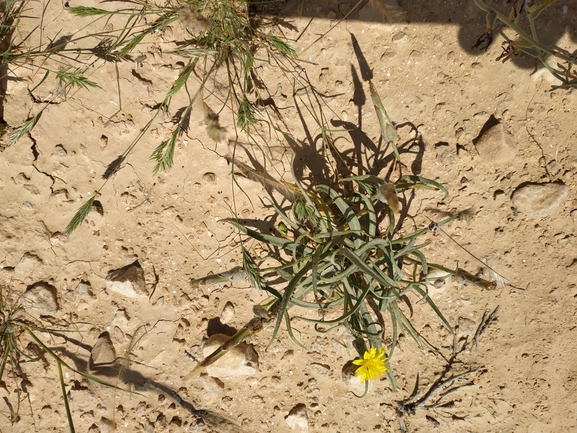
left=0, top=286, right=127, bottom=432
left=0, top=0, right=299, bottom=231
left=473, top=0, right=577, bottom=90
left=183, top=80, right=497, bottom=394
left=57, top=0, right=298, bottom=233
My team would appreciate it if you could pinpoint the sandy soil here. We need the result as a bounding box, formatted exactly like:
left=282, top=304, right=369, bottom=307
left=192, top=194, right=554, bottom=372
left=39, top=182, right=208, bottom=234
left=1, top=0, right=577, bottom=432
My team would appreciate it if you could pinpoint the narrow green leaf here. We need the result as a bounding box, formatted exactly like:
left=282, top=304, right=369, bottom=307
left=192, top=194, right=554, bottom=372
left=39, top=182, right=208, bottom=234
left=284, top=312, right=306, bottom=349
left=339, top=248, right=399, bottom=288
left=412, top=284, right=454, bottom=333
left=57, top=362, right=76, bottom=433
left=266, top=35, right=296, bottom=56
left=57, top=66, right=101, bottom=90
left=369, top=80, right=397, bottom=145
left=228, top=220, right=313, bottom=255
left=317, top=185, right=363, bottom=247
left=397, top=175, right=449, bottom=200
left=267, top=262, right=312, bottom=349
left=294, top=276, right=372, bottom=325
left=237, top=96, right=256, bottom=132
left=358, top=194, right=377, bottom=238
left=389, top=302, right=421, bottom=347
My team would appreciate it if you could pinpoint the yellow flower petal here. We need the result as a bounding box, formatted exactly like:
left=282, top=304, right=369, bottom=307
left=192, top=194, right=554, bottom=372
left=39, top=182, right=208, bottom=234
left=352, top=347, right=389, bottom=383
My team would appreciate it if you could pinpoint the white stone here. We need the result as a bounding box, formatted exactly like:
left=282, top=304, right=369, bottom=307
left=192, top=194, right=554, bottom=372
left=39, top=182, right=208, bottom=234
left=512, top=183, right=568, bottom=218
left=285, top=403, right=309, bottom=431
left=342, top=361, right=370, bottom=396
left=221, top=301, right=235, bottom=323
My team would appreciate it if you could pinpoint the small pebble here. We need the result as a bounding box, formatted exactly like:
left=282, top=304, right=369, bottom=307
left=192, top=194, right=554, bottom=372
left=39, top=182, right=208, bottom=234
left=285, top=403, right=308, bottom=431
left=473, top=119, right=517, bottom=164
left=221, top=301, right=235, bottom=323
left=24, top=282, right=59, bottom=315
left=15, top=252, right=42, bottom=280
left=511, top=182, right=568, bottom=218
left=89, top=332, right=116, bottom=369
left=106, top=261, right=148, bottom=298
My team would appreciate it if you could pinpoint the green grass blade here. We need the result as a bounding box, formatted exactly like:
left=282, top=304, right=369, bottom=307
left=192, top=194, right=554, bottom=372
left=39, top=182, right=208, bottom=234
left=339, top=248, right=399, bottom=288
left=228, top=220, right=313, bottom=255
left=408, top=249, right=428, bottom=276
left=265, top=35, right=297, bottom=56
left=284, top=312, right=306, bottom=349
left=294, top=276, right=372, bottom=325
left=57, top=362, right=76, bottom=433
left=358, top=194, right=377, bottom=238
left=340, top=174, right=385, bottom=185
left=317, top=185, right=363, bottom=246
left=57, top=66, right=101, bottom=90
left=150, top=136, right=177, bottom=174
left=267, top=262, right=313, bottom=349
left=412, top=285, right=454, bottom=333
left=397, top=175, right=449, bottom=200
left=64, top=196, right=95, bottom=234
left=389, top=302, right=421, bottom=347
left=67, top=6, right=111, bottom=16
left=7, top=115, right=38, bottom=146
left=369, top=81, right=397, bottom=147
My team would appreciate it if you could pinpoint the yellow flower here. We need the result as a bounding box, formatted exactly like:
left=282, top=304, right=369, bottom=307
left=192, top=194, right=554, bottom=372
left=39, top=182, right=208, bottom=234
left=352, top=347, right=389, bottom=383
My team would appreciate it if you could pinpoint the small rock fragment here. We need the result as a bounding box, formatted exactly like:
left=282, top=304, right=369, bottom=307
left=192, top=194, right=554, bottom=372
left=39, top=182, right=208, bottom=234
left=285, top=403, right=308, bottom=431
left=203, top=333, right=258, bottom=378
left=425, top=269, right=450, bottom=295
left=310, top=362, right=331, bottom=375
left=342, top=361, right=368, bottom=395
left=457, top=316, right=476, bottom=334
left=221, top=301, right=235, bottom=323
left=75, top=280, right=94, bottom=300
left=106, top=261, right=147, bottom=298
left=199, top=375, right=225, bottom=396
left=111, top=309, right=130, bottom=330
left=89, top=331, right=117, bottom=369
left=24, top=282, right=59, bottom=315
left=14, top=252, right=42, bottom=280
left=511, top=183, right=568, bottom=218
left=111, top=326, right=125, bottom=344
left=99, top=417, right=116, bottom=433
left=473, top=117, right=517, bottom=164
left=63, top=290, right=76, bottom=303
